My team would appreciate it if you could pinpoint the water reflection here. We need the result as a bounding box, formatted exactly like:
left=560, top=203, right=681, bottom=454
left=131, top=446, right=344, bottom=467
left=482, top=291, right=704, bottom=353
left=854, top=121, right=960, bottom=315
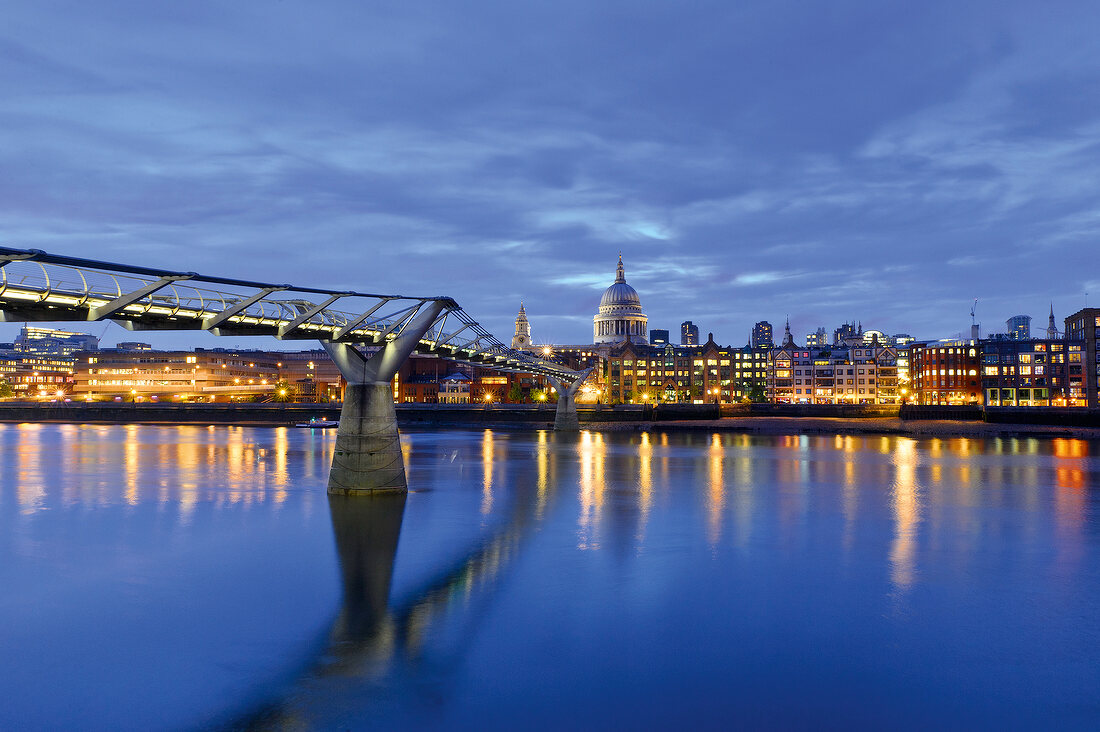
left=2, top=426, right=1099, bottom=729
left=577, top=431, right=605, bottom=550
left=889, top=438, right=920, bottom=594
left=1, top=425, right=336, bottom=527
left=707, top=433, right=725, bottom=548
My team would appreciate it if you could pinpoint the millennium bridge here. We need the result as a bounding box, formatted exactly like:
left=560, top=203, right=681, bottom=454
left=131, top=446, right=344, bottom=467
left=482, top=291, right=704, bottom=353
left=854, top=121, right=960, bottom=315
left=0, top=246, right=590, bottom=494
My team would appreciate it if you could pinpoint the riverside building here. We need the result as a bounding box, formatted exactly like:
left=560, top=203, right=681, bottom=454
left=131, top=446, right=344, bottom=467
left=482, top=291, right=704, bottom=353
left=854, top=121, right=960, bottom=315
left=1064, top=308, right=1100, bottom=408
left=601, top=335, right=768, bottom=404
left=980, top=337, right=1077, bottom=406
left=767, top=343, right=899, bottom=404
left=907, top=341, right=982, bottom=405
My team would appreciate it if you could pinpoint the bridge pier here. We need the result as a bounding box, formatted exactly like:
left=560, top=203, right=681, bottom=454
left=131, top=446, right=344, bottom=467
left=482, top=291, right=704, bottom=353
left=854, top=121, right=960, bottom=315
left=322, top=300, right=448, bottom=495
left=329, top=383, right=407, bottom=495
left=548, top=369, right=593, bottom=432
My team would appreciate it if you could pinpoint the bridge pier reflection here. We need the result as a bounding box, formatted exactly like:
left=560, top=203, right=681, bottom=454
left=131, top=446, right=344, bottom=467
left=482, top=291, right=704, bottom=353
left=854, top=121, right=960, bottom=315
left=328, top=492, right=407, bottom=642
left=235, top=432, right=563, bottom=728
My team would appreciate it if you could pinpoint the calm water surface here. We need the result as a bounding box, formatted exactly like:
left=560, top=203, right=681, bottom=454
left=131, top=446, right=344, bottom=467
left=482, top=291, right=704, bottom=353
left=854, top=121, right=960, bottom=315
left=1, top=424, right=1098, bottom=730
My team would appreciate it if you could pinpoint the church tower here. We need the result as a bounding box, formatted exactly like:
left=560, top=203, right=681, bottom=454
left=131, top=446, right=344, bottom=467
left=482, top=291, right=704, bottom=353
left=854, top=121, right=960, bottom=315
left=512, top=302, right=532, bottom=350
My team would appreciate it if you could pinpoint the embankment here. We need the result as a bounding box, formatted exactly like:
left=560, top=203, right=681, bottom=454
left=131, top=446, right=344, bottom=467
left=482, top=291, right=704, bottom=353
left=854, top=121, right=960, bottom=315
left=0, top=402, right=1097, bottom=438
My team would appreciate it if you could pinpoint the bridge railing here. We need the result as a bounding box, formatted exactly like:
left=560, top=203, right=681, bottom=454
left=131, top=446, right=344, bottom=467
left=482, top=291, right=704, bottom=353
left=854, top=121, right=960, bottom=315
left=0, top=246, right=581, bottom=380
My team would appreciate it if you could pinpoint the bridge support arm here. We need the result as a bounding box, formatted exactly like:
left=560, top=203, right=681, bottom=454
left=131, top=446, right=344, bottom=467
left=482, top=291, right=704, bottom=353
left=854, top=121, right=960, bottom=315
left=547, top=368, right=593, bottom=432
left=322, top=300, right=451, bottom=495
left=87, top=274, right=194, bottom=321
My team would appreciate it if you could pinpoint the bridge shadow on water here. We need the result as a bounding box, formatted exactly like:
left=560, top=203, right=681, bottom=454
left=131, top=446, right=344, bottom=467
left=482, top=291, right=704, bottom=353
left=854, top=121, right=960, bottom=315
left=229, top=433, right=564, bottom=730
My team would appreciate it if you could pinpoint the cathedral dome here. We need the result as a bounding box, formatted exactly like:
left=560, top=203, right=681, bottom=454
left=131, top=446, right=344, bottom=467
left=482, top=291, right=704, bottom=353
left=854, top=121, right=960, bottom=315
left=593, top=254, right=648, bottom=345
left=600, top=280, right=641, bottom=308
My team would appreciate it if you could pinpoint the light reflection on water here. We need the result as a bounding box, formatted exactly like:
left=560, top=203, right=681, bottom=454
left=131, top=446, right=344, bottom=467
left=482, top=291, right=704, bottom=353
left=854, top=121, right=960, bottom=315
left=0, top=424, right=1099, bottom=729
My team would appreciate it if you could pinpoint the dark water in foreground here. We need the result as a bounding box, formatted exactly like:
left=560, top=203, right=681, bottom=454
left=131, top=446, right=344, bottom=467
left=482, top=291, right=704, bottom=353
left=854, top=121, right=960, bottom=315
left=1, top=424, right=1098, bottom=730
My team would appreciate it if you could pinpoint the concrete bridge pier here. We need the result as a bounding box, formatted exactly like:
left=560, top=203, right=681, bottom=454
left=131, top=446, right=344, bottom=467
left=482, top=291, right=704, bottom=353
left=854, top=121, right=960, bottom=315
left=547, top=369, right=593, bottom=432
left=322, top=301, right=449, bottom=495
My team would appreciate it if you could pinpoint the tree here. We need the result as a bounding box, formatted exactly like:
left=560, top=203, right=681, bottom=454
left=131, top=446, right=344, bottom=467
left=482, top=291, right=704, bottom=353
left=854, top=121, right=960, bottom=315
left=0, top=378, right=12, bottom=399
left=747, top=383, right=767, bottom=403
left=508, top=383, right=524, bottom=403
left=736, top=379, right=767, bottom=403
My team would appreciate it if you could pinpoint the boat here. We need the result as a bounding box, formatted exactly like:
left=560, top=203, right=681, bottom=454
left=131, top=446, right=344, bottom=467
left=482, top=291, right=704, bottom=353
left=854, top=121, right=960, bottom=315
left=295, top=418, right=339, bottom=428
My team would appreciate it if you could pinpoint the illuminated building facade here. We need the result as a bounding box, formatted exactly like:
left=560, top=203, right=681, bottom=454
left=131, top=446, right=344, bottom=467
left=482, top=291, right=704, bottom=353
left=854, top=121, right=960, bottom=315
left=980, top=338, right=1077, bottom=406
left=752, top=321, right=773, bottom=349
left=1064, top=308, right=1100, bottom=408
left=74, top=350, right=283, bottom=400
left=680, top=321, right=699, bottom=345
left=14, top=326, right=99, bottom=356
left=1006, top=314, right=1032, bottom=340
left=0, top=354, right=74, bottom=397
left=907, top=341, right=982, bottom=405
left=767, top=344, right=899, bottom=404
left=601, top=336, right=768, bottom=404
left=805, top=327, right=828, bottom=348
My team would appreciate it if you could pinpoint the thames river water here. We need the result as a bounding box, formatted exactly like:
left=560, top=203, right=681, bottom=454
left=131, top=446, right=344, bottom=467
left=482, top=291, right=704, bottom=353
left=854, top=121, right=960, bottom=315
left=1, top=424, right=1098, bottom=730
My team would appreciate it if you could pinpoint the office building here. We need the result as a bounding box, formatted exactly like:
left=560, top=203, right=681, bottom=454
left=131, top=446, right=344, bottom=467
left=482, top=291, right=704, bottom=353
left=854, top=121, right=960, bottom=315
left=14, top=326, right=99, bottom=356
left=649, top=329, right=670, bottom=346
left=681, top=321, right=699, bottom=346
left=751, top=321, right=773, bottom=349
left=805, top=327, right=828, bottom=348
left=1006, top=315, right=1032, bottom=340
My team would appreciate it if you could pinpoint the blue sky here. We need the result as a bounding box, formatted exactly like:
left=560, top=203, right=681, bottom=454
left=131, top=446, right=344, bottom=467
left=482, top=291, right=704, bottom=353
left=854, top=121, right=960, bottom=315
left=2, top=0, right=1098, bottom=349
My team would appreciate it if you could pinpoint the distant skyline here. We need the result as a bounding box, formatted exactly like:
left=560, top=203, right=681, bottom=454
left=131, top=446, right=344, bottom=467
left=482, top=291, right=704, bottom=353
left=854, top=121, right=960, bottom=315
left=2, top=1, right=1099, bottom=348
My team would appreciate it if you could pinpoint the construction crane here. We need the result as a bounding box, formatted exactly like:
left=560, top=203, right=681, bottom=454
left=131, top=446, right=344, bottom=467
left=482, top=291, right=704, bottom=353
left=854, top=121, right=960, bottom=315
left=970, top=298, right=979, bottom=340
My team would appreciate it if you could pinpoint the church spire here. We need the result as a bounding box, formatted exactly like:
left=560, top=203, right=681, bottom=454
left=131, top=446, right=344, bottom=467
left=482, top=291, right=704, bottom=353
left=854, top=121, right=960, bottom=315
left=615, top=252, right=626, bottom=283
left=781, top=316, right=795, bottom=348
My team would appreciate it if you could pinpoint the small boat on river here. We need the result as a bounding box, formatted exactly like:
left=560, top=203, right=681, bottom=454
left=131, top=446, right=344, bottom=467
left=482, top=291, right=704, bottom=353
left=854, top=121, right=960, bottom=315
left=295, top=418, right=339, bottom=428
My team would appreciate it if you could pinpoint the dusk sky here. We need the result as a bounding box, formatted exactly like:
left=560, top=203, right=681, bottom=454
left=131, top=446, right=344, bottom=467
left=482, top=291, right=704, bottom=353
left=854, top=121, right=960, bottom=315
left=2, top=1, right=1099, bottom=349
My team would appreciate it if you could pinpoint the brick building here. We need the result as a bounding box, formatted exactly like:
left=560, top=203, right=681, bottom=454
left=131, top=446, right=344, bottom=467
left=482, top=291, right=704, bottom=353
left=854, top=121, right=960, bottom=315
left=601, top=335, right=769, bottom=404
left=907, top=341, right=982, bottom=405
left=1064, top=309, right=1100, bottom=408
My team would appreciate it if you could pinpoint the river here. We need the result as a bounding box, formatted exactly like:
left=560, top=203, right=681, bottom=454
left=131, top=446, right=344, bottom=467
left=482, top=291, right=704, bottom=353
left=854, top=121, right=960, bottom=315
left=0, top=424, right=1097, bottom=729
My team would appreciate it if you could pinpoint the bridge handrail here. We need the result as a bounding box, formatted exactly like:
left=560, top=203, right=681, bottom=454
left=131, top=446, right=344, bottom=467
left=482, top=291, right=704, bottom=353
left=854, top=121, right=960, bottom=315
left=0, top=246, right=583, bottom=380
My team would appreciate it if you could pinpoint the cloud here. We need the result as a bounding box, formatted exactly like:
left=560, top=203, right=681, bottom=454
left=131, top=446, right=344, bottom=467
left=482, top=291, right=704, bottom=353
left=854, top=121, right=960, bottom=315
left=1, top=1, right=1099, bottom=348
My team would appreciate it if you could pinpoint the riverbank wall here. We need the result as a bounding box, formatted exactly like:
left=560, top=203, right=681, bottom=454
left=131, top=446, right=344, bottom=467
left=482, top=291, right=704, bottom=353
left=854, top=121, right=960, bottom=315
left=1, top=402, right=1098, bottom=432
